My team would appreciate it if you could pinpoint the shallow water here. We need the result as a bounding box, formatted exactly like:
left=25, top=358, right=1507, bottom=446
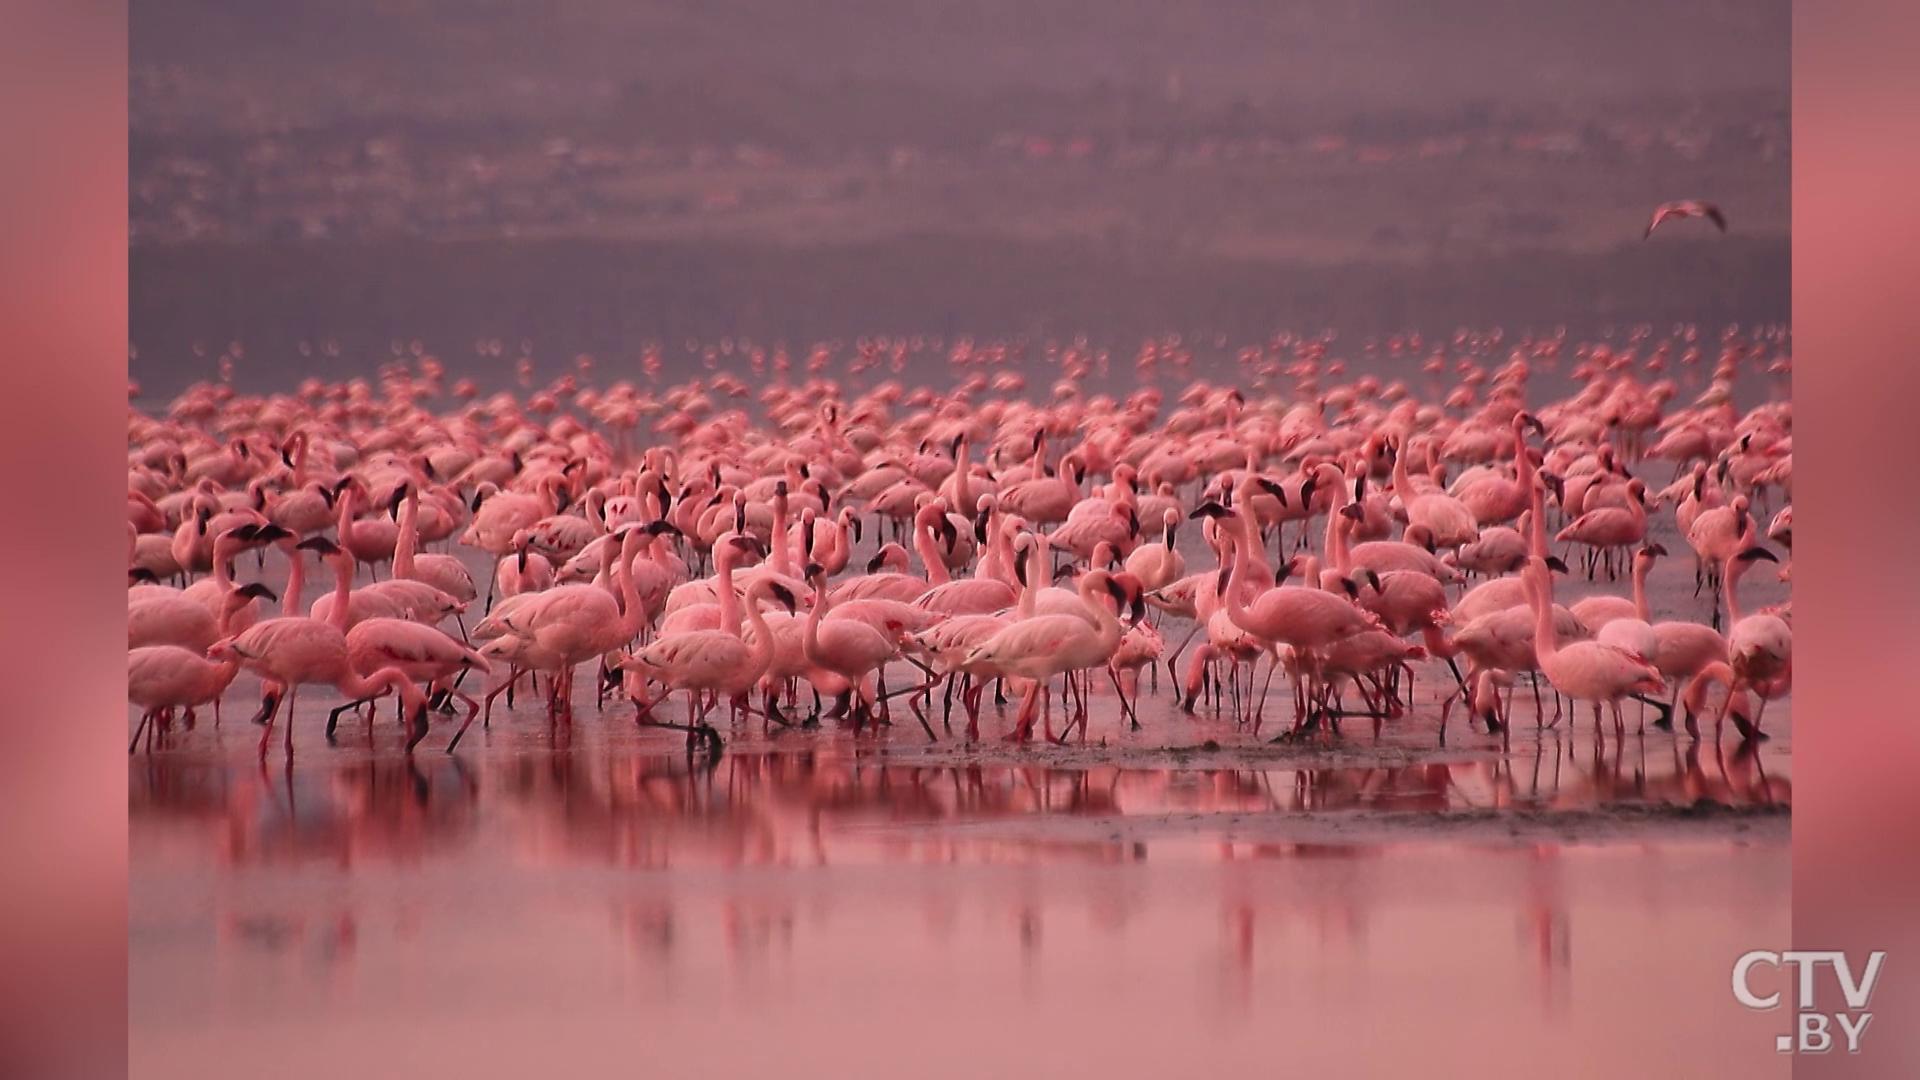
left=131, top=505, right=1791, bottom=1079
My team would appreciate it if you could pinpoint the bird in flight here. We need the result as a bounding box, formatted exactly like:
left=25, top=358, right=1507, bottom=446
left=1644, top=201, right=1727, bottom=239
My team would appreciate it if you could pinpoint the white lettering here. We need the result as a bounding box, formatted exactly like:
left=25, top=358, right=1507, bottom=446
left=1734, top=951, right=1782, bottom=1010
left=1833, top=952, right=1887, bottom=1010
left=1798, top=1013, right=1833, bottom=1054
left=1782, top=951, right=1843, bottom=1011
left=1835, top=1012, right=1872, bottom=1053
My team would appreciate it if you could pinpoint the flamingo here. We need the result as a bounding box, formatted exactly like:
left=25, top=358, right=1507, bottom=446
left=961, top=567, right=1134, bottom=743
left=209, top=541, right=436, bottom=756
left=127, top=645, right=244, bottom=751
left=1644, top=200, right=1727, bottom=238
left=1522, top=557, right=1666, bottom=739
left=622, top=578, right=794, bottom=746
left=489, top=525, right=648, bottom=724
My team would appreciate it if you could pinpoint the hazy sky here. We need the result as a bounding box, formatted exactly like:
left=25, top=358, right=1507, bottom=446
left=134, top=0, right=1788, bottom=130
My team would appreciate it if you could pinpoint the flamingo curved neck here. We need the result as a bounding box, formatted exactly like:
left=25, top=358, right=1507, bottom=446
left=324, top=557, right=354, bottom=632
left=913, top=513, right=951, bottom=585
left=615, top=533, right=646, bottom=640
left=740, top=591, right=774, bottom=672
left=1017, top=537, right=1048, bottom=619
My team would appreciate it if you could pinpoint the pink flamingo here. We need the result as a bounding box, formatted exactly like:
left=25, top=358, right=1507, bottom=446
left=127, top=645, right=244, bottom=751
left=339, top=618, right=491, bottom=745
left=1522, top=557, right=1666, bottom=739
left=209, top=540, right=436, bottom=756
left=490, top=525, right=647, bottom=725
left=802, top=564, right=909, bottom=732
left=391, top=480, right=478, bottom=606
left=621, top=578, right=793, bottom=747
left=961, top=568, right=1134, bottom=743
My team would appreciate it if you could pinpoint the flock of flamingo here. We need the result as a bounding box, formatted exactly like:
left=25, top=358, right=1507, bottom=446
left=127, top=327, right=1791, bottom=761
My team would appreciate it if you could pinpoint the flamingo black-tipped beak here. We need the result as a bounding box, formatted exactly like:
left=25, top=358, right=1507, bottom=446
left=1256, top=477, right=1288, bottom=504
left=237, top=582, right=279, bottom=602
left=805, top=562, right=826, bottom=580
left=1736, top=547, right=1779, bottom=564
left=1189, top=501, right=1229, bottom=520
left=297, top=536, right=341, bottom=556
left=252, top=523, right=293, bottom=544
left=1545, top=555, right=1569, bottom=573
left=770, top=583, right=798, bottom=612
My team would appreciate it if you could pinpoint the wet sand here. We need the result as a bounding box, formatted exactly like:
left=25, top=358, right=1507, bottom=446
left=130, top=508, right=1791, bottom=1079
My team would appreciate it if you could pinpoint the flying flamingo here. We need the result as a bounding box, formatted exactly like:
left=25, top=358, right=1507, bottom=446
left=1644, top=201, right=1727, bottom=239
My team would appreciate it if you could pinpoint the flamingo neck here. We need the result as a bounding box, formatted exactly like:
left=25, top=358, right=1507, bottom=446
left=616, top=534, right=646, bottom=640
left=1632, top=559, right=1652, bottom=622
left=716, top=547, right=742, bottom=635
left=211, top=538, right=238, bottom=592
left=913, top=515, right=951, bottom=585
left=1391, top=441, right=1414, bottom=498
left=341, top=665, right=404, bottom=704
left=1018, top=539, right=1046, bottom=619
left=803, top=581, right=831, bottom=660
left=1222, top=531, right=1257, bottom=630
left=953, top=441, right=972, bottom=513
left=1684, top=661, right=1735, bottom=714
left=325, top=557, right=353, bottom=633
left=1528, top=572, right=1558, bottom=665
left=281, top=546, right=305, bottom=617
left=395, top=488, right=420, bottom=576
left=1078, top=576, right=1123, bottom=648
left=336, top=484, right=357, bottom=545
left=740, top=595, right=774, bottom=674
left=771, top=495, right=791, bottom=576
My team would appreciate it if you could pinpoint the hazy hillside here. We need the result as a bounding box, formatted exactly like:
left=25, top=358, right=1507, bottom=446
left=133, top=0, right=1788, bottom=131
left=129, top=1, right=1789, bottom=395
